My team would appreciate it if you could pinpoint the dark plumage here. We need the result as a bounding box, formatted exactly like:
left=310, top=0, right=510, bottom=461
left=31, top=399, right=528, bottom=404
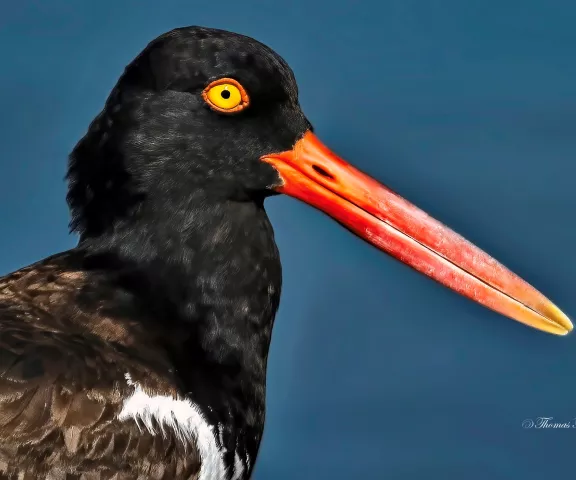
left=0, top=26, right=307, bottom=479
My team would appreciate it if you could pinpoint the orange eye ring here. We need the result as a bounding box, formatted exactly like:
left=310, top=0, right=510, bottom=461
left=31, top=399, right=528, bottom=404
left=202, top=78, right=250, bottom=113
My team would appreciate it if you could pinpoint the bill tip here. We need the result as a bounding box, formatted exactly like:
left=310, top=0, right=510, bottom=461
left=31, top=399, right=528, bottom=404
left=552, top=306, right=573, bottom=335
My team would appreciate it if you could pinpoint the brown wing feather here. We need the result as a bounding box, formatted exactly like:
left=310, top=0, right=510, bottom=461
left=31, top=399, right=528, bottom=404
left=0, top=253, right=202, bottom=479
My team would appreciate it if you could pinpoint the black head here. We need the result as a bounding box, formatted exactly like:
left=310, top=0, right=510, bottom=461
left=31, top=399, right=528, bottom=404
left=66, top=26, right=570, bottom=340
left=67, top=26, right=311, bottom=237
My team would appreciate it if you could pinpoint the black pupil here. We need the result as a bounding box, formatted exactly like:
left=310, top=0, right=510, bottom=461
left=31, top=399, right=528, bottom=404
left=221, top=89, right=231, bottom=99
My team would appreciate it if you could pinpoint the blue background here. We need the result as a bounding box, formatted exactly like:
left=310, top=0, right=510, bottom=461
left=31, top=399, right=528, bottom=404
left=1, top=1, right=575, bottom=478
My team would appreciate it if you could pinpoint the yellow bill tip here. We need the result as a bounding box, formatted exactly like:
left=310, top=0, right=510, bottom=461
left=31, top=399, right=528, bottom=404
left=545, top=304, right=572, bottom=336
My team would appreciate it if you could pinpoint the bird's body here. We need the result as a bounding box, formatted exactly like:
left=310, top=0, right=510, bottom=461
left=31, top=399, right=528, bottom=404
left=0, top=28, right=290, bottom=478
left=0, top=185, right=282, bottom=478
left=0, top=25, right=570, bottom=479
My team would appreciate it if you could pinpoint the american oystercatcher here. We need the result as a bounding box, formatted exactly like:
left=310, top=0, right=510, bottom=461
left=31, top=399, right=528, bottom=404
left=0, top=26, right=570, bottom=479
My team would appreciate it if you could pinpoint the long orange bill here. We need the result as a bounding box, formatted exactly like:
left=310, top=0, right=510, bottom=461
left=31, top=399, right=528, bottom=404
left=263, top=131, right=572, bottom=336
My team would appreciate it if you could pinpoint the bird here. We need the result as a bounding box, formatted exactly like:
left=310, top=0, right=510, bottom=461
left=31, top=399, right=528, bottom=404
left=0, top=25, right=571, bottom=479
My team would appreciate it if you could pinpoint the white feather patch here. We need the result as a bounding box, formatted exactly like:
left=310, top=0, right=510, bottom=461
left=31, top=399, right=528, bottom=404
left=231, top=451, right=245, bottom=480
left=118, top=373, right=233, bottom=480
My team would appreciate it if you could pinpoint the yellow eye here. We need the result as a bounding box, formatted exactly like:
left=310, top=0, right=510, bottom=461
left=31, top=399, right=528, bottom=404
left=202, top=78, right=250, bottom=113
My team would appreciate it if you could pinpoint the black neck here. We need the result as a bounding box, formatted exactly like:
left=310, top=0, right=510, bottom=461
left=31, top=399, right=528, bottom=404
left=76, top=193, right=282, bottom=468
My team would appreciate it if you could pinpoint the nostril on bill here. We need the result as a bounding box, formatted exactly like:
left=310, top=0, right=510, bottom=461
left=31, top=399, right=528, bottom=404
left=312, top=165, right=335, bottom=180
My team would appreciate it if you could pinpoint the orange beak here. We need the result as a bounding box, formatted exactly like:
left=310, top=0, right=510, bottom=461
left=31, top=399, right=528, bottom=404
left=263, top=131, right=572, bottom=336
